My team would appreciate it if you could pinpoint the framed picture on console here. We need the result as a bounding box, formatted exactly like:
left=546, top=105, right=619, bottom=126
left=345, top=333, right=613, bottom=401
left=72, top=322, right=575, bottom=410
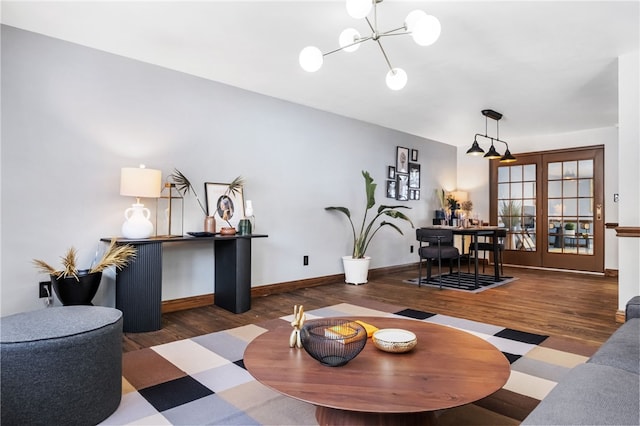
left=204, top=182, right=245, bottom=232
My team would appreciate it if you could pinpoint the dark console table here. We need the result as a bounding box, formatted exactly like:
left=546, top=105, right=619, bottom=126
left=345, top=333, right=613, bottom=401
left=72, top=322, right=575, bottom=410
left=100, top=234, right=267, bottom=333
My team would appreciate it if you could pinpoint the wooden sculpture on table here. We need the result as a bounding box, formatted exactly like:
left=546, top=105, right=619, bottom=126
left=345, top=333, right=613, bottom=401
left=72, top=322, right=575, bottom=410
left=289, top=305, right=305, bottom=348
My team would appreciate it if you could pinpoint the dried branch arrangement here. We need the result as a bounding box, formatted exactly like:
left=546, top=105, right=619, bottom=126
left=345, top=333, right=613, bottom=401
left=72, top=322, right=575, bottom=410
left=33, top=239, right=136, bottom=280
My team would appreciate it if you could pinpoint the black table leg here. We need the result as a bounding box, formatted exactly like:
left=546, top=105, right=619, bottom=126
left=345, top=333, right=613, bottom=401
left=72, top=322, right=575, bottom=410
left=115, top=242, right=163, bottom=333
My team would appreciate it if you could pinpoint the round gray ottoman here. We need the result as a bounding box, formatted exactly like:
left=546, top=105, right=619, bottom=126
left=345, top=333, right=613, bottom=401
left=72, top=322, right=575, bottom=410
left=1, top=306, right=123, bottom=425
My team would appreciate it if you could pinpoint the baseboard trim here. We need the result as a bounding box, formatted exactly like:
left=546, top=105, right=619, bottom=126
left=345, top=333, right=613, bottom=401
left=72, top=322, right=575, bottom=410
left=161, top=263, right=418, bottom=313
left=162, top=294, right=214, bottom=313
left=615, top=309, right=626, bottom=324
left=604, top=269, right=618, bottom=278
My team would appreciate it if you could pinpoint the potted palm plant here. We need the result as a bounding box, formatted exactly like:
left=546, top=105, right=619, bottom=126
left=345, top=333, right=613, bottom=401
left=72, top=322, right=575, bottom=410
left=325, top=171, right=413, bottom=284
left=33, top=239, right=136, bottom=305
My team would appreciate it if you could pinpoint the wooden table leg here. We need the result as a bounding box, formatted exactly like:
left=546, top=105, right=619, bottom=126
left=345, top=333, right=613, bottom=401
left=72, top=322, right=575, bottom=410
left=316, top=406, right=437, bottom=426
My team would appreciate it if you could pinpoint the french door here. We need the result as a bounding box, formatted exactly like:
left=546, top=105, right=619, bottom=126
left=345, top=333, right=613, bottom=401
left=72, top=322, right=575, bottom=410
left=489, top=146, right=604, bottom=272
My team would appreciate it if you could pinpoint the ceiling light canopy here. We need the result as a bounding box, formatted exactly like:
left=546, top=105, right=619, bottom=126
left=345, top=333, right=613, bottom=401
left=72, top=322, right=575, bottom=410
left=466, top=109, right=517, bottom=163
left=299, top=0, right=441, bottom=91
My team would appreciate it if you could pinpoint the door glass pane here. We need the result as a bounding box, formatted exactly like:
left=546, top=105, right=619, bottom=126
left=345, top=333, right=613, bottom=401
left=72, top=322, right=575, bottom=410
left=548, top=181, right=562, bottom=198
left=498, top=183, right=509, bottom=199
left=579, top=160, right=593, bottom=178
left=523, top=182, right=535, bottom=198
left=578, top=179, right=592, bottom=197
left=498, top=165, right=536, bottom=252
left=498, top=167, right=509, bottom=183
left=523, top=164, right=536, bottom=181
left=563, top=180, right=577, bottom=197
left=548, top=162, right=562, bottom=179
left=547, top=159, right=593, bottom=255
left=510, top=182, right=522, bottom=198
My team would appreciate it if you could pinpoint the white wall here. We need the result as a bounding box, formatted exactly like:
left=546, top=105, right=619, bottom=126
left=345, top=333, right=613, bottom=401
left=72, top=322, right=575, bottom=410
left=457, top=126, right=619, bottom=269
left=617, top=51, right=640, bottom=311
left=0, top=26, right=457, bottom=316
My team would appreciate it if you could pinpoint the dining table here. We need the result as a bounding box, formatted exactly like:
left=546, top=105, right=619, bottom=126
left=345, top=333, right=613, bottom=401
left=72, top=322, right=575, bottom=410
left=421, top=225, right=504, bottom=289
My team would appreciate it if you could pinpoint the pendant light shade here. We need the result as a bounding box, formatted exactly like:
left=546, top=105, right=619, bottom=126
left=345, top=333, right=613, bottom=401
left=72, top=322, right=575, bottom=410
left=466, top=140, right=485, bottom=156
left=500, top=149, right=517, bottom=163
left=483, top=144, right=502, bottom=159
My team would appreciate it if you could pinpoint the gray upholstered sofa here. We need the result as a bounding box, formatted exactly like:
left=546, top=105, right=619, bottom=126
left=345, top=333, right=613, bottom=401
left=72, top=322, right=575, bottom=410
left=522, top=296, right=640, bottom=426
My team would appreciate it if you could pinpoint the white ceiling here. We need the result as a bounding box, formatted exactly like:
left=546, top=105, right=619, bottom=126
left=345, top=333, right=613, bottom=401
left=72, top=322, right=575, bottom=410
left=2, top=1, right=638, bottom=148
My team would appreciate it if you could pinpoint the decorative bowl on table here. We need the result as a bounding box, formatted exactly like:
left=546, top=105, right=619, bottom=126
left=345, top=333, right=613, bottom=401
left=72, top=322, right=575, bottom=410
left=372, top=328, right=417, bottom=353
left=300, top=318, right=367, bottom=367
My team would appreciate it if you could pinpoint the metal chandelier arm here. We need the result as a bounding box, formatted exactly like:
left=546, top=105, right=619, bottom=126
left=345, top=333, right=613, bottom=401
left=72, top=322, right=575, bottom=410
left=323, top=35, right=373, bottom=56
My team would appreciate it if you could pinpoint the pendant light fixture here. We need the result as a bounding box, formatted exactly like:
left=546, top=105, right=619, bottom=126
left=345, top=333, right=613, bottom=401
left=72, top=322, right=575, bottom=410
left=299, top=0, right=441, bottom=91
left=467, top=109, right=517, bottom=163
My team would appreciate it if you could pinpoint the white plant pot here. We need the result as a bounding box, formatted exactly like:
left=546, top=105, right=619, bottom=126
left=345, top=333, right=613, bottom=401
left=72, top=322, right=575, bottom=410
left=342, top=256, right=371, bottom=285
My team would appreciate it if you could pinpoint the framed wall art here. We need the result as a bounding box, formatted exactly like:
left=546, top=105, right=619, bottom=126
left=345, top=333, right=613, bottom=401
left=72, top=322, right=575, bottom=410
left=396, top=146, right=409, bottom=174
left=411, top=149, right=419, bottom=162
left=388, top=166, right=396, bottom=180
left=396, top=173, right=409, bottom=201
left=205, top=182, right=245, bottom=232
left=409, top=162, right=421, bottom=189
left=386, top=180, right=396, bottom=199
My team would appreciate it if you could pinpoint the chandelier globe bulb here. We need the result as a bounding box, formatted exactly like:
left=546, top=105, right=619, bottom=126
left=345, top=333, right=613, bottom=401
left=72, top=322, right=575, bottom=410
left=299, top=46, right=323, bottom=72
left=346, top=0, right=372, bottom=19
left=405, top=10, right=428, bottom=32
left=411, top=14, right=441, bottom=46
left=386, top=68, right=407, bottom=90
left=339, top=28, right=361, bottom=52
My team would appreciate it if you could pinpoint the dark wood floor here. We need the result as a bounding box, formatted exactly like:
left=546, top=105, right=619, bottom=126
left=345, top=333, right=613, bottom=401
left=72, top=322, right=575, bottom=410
left=123, top=265, right=620, bottom=352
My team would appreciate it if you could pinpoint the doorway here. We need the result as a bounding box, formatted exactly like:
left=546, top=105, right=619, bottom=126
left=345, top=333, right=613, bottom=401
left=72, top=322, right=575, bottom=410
left=489, top=146, right=604, bottom=272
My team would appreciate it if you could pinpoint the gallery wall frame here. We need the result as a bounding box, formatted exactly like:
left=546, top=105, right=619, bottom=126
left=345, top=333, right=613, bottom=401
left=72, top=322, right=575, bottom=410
left=409, top=162, right=421, bottom=189
left=396, top=173, right=409, bottom=201
left=396, top=146, right=409, bottom=174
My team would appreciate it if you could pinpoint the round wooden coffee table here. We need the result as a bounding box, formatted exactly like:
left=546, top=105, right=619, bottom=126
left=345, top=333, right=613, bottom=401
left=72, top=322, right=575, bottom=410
left=244, top=316, right=510, bottom=425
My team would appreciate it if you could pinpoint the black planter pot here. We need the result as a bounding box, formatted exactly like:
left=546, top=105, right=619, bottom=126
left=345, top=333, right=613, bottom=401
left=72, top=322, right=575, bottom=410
left=51, top=271, right=102, bottom=306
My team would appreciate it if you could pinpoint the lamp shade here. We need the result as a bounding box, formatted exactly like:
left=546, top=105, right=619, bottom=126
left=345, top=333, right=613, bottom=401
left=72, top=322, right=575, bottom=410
left=450, top=191, right=468, bottom=202
left=120, top=166, right=162, bottom=198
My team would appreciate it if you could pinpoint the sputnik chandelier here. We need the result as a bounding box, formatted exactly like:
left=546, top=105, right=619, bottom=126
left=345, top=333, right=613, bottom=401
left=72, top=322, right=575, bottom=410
left=298, top=0, right=441, bottom=91
left=466, top=109, right=517, bottom=163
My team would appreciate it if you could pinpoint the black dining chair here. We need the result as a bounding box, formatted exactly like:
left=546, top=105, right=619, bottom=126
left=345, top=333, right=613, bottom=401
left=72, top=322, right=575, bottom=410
left=468, top=228, right=507, bottom=275
left=416, top=228, right=461, bottom=289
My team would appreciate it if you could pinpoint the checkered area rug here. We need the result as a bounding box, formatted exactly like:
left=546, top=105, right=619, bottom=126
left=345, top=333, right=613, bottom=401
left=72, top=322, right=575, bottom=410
left=404, top=272, right=518, bottom=292
left=102, top=301, right=596, bottom=425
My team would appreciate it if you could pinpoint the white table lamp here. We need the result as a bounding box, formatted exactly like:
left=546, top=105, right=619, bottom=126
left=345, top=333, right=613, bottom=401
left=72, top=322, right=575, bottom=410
left=120, top=165, right=162, bottom=239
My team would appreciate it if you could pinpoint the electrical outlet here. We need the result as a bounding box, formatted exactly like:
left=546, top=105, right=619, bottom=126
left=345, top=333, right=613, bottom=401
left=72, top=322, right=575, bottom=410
left=410, top=245, right=414, bottom=253
left=614, top=193, right=619, bottom=202
left=303, top=255, right=309, bottom=266
left=39, top=281, right=52, bottom=298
